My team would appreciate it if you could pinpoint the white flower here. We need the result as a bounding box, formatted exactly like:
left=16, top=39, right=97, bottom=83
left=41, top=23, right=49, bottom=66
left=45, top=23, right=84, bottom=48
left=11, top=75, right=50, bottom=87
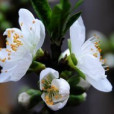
left=18, top=92, right=31, bottom=107
left=104, top=53, right=114, bottom=68
left=62, top=17, right=112, bottom=92
left=0, top=8, right=45, bottom=82
left=40, top=68, right=70, bottom=111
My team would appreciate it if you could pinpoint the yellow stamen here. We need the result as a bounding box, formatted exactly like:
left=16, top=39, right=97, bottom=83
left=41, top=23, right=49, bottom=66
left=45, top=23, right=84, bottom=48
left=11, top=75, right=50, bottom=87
left=32, top=20, right=35, bottom=24
left=7, top=30, right=11, bottom=38
left=93, top=53, right=98, bottom=57
left=6, top=41, right=9, bottom=45
left=8, top=57, right=11, bottom=60
left=20, top=22, right=23, bottom=26
left=1, top=58, right=6, bottom=62
left=6, top=49, right=11, bottom=53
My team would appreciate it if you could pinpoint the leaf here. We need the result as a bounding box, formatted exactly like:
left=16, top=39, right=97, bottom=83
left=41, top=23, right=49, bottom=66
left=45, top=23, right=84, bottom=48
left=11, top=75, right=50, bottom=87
left=72, top=0, right=84, bottom=12
left=64, top=12, right=81, bottom=33
left=31, top=0, right=52, bottom=31
left=50, top=0, right=71, bottom=43
left=49, top=4, right=62, bottom=41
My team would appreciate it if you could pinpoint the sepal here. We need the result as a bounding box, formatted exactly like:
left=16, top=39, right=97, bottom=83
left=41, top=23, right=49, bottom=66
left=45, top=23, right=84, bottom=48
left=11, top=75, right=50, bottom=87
left=67, top=55, right=85, bottom=79
left=18, top=89, right=42, bottom=108
left=68, top=93, right=87, bottom=106
left=26, top=89, right=42, bottom=108
left=29, top=61, right=45, bottom=72
left=34, top=48, right=44, bottom=60
left=68, top=76, right=80, bottom=87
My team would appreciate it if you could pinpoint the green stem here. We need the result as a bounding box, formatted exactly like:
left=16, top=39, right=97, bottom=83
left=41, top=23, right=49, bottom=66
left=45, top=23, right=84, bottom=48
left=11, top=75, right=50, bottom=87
left=50, top=42, right=62, bottom=69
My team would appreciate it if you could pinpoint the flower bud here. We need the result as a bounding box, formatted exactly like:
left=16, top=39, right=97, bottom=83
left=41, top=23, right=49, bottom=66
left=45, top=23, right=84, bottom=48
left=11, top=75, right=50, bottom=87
left=18, top=92, right=31, bottom=107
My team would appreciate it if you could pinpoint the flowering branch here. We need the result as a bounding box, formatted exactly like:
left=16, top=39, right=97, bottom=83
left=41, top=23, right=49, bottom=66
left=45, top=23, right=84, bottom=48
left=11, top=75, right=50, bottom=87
left=0, top=0, right=112, bottom=113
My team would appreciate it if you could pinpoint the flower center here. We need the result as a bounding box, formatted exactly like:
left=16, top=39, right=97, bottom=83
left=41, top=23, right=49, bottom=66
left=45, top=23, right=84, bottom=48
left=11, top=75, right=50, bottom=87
left=42, top=75, right=62, bottom=106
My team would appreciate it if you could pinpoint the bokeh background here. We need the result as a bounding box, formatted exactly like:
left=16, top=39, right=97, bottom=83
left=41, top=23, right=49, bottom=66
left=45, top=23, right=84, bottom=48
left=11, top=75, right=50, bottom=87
left=0, top=0, right=114, bottom=114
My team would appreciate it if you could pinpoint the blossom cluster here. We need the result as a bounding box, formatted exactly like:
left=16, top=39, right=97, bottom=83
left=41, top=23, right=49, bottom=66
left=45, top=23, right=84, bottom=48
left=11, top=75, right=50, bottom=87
left=0, top=9, right=112, bottom=111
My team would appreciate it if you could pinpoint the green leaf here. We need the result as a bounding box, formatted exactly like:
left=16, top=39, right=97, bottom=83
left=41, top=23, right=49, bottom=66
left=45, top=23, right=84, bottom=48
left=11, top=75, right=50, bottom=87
left=68, top=93, right=86, bottom=106
left=31, top=0, right=52, bottom=31
left=49, top=4, right=62, bottom=42
left=50, top=0, right=71, bottom=43
left=64, top=12, right=81, bottom=33
left=72, top=0, right=84, bottom=12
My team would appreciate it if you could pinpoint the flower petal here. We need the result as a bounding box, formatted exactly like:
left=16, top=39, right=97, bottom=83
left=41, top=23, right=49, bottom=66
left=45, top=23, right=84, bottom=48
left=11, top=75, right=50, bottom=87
left=80, top=37, right=101, bottom=60
left=36, top=19, right=45, bottom=51
left=19, top=9, right=45, bottom=56
left=19, top=8, right=34, bottom=33
left=0, top=49, right=9, bottom=67
left=78, top=54, right=105, bottom=80
left=70, top=16, right=85, bottom=56
left=41, top=93, right=69, bottom=111
left=86, top=76, right=112, bottom=92
left=0, top=53, right=32, bottom=82
left=51, top=78, right=70, bottom=96
left=40, top=68, right=59, bottom=90
left=77, top=54, right=112, bottom=92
